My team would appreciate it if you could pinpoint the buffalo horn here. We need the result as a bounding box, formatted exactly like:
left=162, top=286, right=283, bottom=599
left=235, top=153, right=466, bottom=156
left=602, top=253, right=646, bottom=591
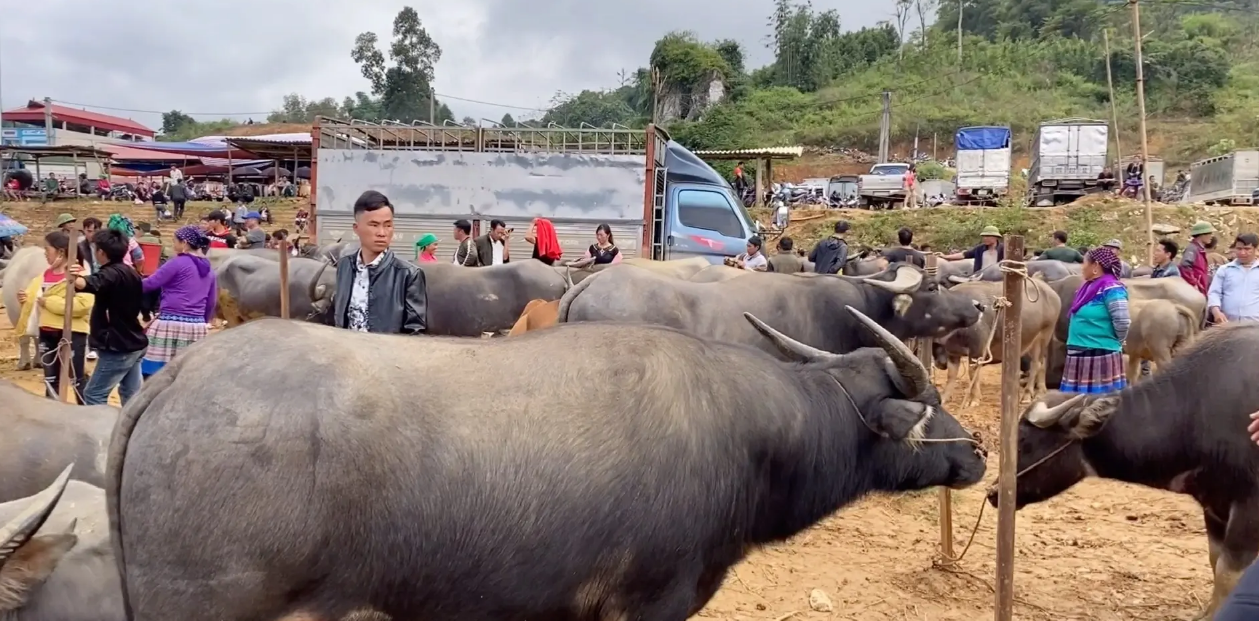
left=563, top=266, right=575, bottom=290
left=862, top=264, right=924, bottom=294
left=844, top=305, right=931, bottom=398
left=1025, top=394, right=1089, bottom=428
left=0, top=464, right=73, bottom=566
left=948, top=275, right=969, bottom=284
left=743, top=312, right=837, bottom=363
left=307, top=260, right=330, bottom=303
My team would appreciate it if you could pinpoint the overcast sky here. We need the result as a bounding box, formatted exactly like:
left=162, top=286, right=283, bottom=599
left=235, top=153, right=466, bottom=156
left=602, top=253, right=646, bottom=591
left=0, top=0, right=896, bottom=132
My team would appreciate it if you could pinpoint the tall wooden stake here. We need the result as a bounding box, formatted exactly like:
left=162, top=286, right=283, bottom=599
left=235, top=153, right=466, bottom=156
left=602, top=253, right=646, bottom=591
left=1131, top=0, right=1155, bottom=265
left=59, top=220, right=79, bottom=403
left=957, top=0, right=964, bottom=66
left=278, top=240, right=291, bottom=319
left=920, top=253, right=954, bottom=562
left=1102, top=29, right=1123, bottom=163
left=994, top=235, right=1024, bottom=621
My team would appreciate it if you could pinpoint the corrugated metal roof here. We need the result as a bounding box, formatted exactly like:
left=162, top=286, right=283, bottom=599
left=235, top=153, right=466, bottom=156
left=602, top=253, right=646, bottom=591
left=2, top=101, right=154, bottom=136
left=227, top=133, right=311, bottom=146
left=692, top=146, right=804, bottom=158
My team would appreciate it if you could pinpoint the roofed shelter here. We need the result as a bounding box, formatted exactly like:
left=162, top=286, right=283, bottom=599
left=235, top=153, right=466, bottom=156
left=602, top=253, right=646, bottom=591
left=2, top=99, right=155, bottom=144
left=692, top=146, right=803, bottom=208
left=1, top=145, right=116, bottom=193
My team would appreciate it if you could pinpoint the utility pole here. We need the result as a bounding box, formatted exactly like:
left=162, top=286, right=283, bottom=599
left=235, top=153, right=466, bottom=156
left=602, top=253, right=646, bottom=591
left=43, top=96, right=55, bottom=147
left=1102, top=29, right=1123, bottom=163
left=957, top=0, right=964, bottom=66
left=429, top=86, right=436, bottom=124
left=1130, top=0, right=1155, bottom=265
left=878, top=90, right=892, bottom=163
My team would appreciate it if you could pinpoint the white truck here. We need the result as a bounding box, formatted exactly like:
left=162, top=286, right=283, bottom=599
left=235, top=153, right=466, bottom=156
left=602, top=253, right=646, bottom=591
left=858, top=162, right=911, bottom=208
left=1186, top=150, right=1259, bottom=206
left=1027, top=118, right=1110, bottom=207
left=953, top=126, right=1011, bottom=205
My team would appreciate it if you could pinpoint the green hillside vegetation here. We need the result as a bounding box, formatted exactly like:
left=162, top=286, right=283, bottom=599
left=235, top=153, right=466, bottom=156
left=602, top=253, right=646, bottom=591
left=543, top=0, right=1259, bottom=165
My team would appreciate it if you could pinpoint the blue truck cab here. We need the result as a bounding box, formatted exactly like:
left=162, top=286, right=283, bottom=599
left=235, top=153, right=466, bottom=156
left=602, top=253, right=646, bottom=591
left=658, top=141, right=759, bottom=263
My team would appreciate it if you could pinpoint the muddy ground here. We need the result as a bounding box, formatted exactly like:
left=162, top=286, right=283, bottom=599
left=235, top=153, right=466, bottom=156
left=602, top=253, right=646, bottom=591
left=0, top=197, right=1210, bottom=620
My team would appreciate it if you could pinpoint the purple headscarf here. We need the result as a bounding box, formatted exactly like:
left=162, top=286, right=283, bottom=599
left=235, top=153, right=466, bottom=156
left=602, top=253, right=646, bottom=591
left=1068, top=246, right=1124, bottom=315
left=175, top=225, right=209, bottom=251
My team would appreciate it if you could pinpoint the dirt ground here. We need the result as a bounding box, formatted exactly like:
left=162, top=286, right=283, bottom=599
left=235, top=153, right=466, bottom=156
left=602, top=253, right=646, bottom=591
left=0, top=197, right=1211, bottom=619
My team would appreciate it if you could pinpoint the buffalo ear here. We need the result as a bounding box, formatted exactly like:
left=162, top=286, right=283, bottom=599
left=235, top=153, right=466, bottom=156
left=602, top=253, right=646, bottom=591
left=867, top=398, right=932, bottom=441
left=0, top=534, right=78, bottom=611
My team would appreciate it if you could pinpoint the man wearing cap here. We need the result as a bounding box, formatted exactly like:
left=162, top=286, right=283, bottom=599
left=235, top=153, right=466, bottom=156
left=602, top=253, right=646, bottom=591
left=1101, top=239, right=1133, bottom=278
left=940, top=225, right=1005, bottom=272
left=1180, top=221, right=1215, bottom=296
left=55, top=213, right=77, bottom=233
left=239, top=211, right=266, bottom=249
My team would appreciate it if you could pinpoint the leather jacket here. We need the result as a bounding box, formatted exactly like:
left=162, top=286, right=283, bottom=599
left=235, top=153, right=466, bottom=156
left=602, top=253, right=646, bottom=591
left=330, top=250, right=428, bottom=334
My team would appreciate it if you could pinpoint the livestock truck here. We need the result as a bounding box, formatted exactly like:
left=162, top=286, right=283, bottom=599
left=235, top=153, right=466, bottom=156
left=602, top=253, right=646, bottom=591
left=1186, top=150, right=1259, bottom=206
left=308, top=119, right=757, bottom=264
left=1027, top=118, right=1110, bottom=207
left=953, top=126, right=1011, bottom=205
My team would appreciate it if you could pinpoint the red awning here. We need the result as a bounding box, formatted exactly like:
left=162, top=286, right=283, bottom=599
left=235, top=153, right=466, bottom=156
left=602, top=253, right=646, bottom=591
left=2, top=100, right=155, bottom=137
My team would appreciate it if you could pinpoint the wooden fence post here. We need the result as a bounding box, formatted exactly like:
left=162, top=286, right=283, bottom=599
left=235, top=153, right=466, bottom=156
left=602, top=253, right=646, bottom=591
left=919, top=253, right=955, bottom=563
left=994, top=235, right=1025, bottom=621
left=59, top=220, right=79, bottom=404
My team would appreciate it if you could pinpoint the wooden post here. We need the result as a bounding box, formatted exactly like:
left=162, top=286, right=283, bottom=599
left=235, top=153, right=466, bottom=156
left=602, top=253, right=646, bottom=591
left=278, top=240, right=291, bottom=319
left=920, top=253, right=954, bottom=562
left=1102, top=29, right=1123, bottom=164
left=1130, top=0, right=1155, bottom=265
left=994, top=235, right=1024, bottom=621
left=59, top=220, right=79, bottom=403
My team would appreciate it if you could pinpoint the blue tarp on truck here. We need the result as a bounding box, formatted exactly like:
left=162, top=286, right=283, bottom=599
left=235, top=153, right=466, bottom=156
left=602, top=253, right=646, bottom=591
left=956, top=126, right=1011, bottom=151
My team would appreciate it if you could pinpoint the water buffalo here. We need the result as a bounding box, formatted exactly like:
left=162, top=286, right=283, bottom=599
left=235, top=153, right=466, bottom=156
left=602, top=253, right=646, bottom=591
left=507, top=299, right=561, bottom=336
left=416, top=260, right=568, bottom=336
left=0, top=470, right=123, bottom=621
left=1123, top=299, right=1199, bottom=380
left=937, top=278, right=1061, bottom=406
left=689, top=265, right=751, bottom=282
left=962, top=259, right=1080, bottom=284
left=623, top=256, right=712, bottom=279
left=558, top=263, right=983, bottom=358
left=934, top=259, right=975, bottom=288
left=107, top=310, right=986, bottom=621
left=212, top=254, right=336, bottom=325
left=2, top=247, right=49, bottom=370
left=0, top=379, right=116, bottom=503
left=992, top=323, right=1259, bottom=619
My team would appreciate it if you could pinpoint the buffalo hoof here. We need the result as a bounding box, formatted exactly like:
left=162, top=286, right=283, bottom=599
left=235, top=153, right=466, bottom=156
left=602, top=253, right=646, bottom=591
left=17, top=361, right=31, bottom=371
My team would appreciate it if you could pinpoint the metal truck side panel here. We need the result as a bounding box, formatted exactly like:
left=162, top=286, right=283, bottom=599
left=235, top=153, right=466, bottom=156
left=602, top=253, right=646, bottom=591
left=1031, top=121, right=1109, bottom=183
left=1188, top=151, right=1259, bottom=204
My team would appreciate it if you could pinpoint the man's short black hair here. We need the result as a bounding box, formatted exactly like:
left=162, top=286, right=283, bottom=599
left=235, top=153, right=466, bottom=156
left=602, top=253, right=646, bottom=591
left=1052, top=230, right=1068, bottom=244
left=897, top=227, right=913, bottom=246
left=93, top=229, right=129, bottom=264
left=454, top=219, right=472, bottom=235
left=82, top=216, right=102, bottom=230
left=353, top=190, right=393, bottom=217
left=748, top=236, right=763, bottom=249
left=777, top=236, right=794, bottom=251
left=204, top=210, right=228, bottom=224
left=834, top=220, right=850, bottom=234
left=1234, top=233, right=1259, bottom=248
left=1157, top=239, right=1178, bottom=258
left=489, top=219, right=506, bottom=231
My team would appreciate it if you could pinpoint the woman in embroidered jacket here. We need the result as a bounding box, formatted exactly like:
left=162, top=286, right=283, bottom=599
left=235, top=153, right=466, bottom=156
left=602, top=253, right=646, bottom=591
left=1061, top=246, right=1131, bottom=394
left=140, top=225, right=217, bottom=377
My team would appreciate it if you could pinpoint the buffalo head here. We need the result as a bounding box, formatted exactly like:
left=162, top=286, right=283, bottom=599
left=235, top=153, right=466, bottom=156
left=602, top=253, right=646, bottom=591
left=305, top=261, right=337, bottom=321
left=985, top=391, right=1112, bottom=509
left=744, top=306, right=987, bottom=492
left=0, top=465, right=124, bottom=621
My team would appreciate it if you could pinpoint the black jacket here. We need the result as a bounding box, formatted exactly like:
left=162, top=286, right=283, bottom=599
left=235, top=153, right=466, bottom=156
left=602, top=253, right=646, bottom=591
left=79, top=262, right=148, bottom=353
left=330, top=250, right=428, bottom=334
left=808, top=236, right=849, bottom=274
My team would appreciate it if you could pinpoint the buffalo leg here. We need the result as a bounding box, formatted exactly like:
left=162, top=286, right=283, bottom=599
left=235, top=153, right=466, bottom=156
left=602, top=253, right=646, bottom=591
left=16, top=334, right=33, bottom=370
left=942, top=357, right=962, bottom=404
left=1125, top=353, right=1143, bottom=386
left=1205, top=497, right=1259, bottom=619
left=964, top=362, right=983, bottom=408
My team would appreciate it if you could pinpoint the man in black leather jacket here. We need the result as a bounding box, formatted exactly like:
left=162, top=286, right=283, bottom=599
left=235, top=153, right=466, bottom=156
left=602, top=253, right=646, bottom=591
left=328, top=190, right=428, bottom=334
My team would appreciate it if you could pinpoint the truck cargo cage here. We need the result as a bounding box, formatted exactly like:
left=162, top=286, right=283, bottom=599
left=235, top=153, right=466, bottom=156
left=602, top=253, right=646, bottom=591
left=315, top=117, right=648, bottom=154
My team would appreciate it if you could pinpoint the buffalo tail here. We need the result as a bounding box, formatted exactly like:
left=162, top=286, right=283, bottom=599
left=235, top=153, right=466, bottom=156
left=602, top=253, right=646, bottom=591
left=106, top=361, right=180, bottom=621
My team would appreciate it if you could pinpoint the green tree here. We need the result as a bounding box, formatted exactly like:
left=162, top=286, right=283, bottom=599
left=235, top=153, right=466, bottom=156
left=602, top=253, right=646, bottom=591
left=351, top=6, right=443, bottom=122
left=500, top=113, right=516, bottom=126
left=160, top=110, right=196, bottom=136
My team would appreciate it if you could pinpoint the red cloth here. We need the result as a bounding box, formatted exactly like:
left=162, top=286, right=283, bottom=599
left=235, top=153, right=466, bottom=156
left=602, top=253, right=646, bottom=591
left=1181, top=240, right=1210, bottom=296
left=534, top=218, right=563, bottom=262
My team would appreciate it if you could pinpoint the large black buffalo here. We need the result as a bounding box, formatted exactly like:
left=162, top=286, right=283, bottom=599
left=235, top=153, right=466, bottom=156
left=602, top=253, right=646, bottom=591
left=990, top=323, right=1259, bottom=620
left=559, top=263, right=984, bottom=359
left=107, top=309, right=986, bottom=621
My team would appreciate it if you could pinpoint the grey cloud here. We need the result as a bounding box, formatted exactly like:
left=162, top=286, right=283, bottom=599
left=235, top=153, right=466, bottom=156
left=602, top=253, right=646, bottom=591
left=1, top=0, right=895, bottom=130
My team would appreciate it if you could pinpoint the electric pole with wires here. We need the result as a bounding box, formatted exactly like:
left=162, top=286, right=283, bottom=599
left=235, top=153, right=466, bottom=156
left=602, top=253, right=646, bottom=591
left=1130, top=0, right=1155, bottom=265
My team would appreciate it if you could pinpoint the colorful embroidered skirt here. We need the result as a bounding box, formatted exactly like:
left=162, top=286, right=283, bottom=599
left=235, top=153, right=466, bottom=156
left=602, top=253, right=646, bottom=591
left=1059, top=348, right=1127, bottom=394
left=142, top=313, right=207, bottom=376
